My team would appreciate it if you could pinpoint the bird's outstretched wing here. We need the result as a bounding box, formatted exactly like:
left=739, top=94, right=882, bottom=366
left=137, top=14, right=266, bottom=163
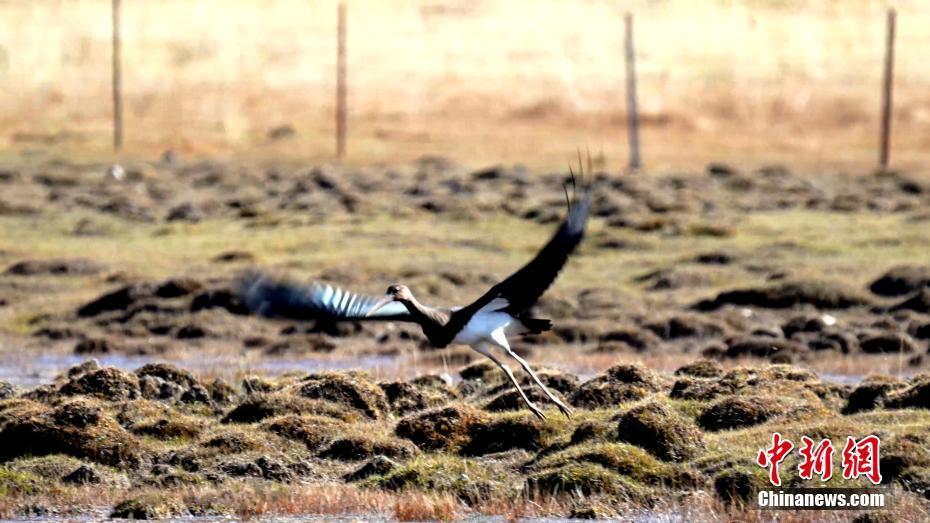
left=238, top=272, right=415, bottom=322
left=458, top=177, right=594, bottom=318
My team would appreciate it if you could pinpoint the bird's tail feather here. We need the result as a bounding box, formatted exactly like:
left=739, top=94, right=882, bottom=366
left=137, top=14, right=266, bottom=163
left=516, top=317, right=552, bottom=334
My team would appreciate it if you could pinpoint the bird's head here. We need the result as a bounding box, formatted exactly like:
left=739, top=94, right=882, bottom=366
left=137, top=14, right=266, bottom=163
left=385, top=284, right=413, bottom=301
left=367, top=284, right=414, bottom=316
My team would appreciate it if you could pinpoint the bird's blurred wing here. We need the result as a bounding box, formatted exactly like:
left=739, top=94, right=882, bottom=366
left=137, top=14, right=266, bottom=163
left=238, top=272, right=415, bottom=322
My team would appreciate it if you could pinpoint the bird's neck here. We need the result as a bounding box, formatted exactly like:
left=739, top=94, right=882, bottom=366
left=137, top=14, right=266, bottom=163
left=398, top=296, right=444, bottom=329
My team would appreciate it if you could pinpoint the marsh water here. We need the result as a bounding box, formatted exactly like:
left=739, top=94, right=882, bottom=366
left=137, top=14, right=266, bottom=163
left=0, top=348, right=885, bottom=390
left=0, top=351, right=399, bottom=388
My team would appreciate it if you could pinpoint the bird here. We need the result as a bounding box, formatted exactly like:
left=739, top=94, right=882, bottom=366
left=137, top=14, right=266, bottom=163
left=239, top=170, right=593, bottom=420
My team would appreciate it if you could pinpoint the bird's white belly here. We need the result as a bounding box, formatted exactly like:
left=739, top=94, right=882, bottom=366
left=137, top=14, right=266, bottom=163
left=452, top=311, right=512, bottom=345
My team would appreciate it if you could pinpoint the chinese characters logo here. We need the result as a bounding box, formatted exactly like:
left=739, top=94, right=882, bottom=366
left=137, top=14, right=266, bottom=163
left=756, top=433, right=882, bottom=486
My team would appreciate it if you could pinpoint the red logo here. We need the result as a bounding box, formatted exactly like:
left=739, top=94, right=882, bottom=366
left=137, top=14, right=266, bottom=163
left=798, top=436, right=834, bottom=481
left=756, top=433, right=882, bottom=486
left=841, top=435, right=883, bottom=485
left=756, top=432, right=794, bottom=486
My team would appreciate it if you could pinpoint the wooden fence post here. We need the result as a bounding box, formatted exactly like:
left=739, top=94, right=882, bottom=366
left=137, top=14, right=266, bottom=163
left=336, top=2, right=347, bottom=159
left=624, top=13, right=641, bottom=171
left=879, top=8, right=896, bottom=170
left=112, top=0, right=123, bottom=151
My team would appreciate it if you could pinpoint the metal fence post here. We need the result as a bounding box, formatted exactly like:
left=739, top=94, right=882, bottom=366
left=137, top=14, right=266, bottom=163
left=624, top=13, right=641, bottom=171
left=879, top=8, right=896, bottom=170
left=112, top=0, right=123, bottom=151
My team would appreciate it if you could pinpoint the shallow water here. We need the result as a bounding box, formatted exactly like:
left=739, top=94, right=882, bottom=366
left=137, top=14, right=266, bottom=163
left=0, top=348, right=888, bottom=390
left=0, top=334, right=900, bottom=391
left=819, top=372, right=869, bottom=385
left=0, top=351, right=397, bottom=388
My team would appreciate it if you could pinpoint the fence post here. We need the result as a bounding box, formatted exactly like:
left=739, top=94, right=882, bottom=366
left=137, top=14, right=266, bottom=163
left=879, top=8, right=896, bottom=170
left=624, top=13, right=641, bottom=171
left=112, top=0, right=123, bottom=151
left=336, top=2, right=347, bottom=159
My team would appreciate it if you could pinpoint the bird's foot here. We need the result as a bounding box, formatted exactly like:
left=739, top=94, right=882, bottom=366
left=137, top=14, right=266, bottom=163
left=555, top=401, right=573, bottom=418
left=528, top=403, right=547, bottom=420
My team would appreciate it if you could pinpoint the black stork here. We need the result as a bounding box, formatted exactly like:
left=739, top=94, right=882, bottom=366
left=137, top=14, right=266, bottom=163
left=240, top=176, right=593, bottom=420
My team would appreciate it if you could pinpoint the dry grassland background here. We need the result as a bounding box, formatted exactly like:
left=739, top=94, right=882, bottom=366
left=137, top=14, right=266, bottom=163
left=0, top=0, right=928, bottom=170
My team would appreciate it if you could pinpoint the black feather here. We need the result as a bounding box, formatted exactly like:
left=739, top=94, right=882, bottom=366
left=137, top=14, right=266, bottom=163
left=238, top=272, right=415, bottom=322
left=453, top=177, right=593, bottom=319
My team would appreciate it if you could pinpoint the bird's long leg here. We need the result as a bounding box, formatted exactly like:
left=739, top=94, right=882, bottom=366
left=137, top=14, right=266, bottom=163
left=504, top=348, right=573, bottom=418
left=472, top=343, right=546, bottom=420
left=489, top=330, right=573, bottom=418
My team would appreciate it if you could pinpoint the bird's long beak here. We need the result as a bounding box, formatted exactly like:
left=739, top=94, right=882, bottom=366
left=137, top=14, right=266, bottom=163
left=366, top=295, right=393, bottom=317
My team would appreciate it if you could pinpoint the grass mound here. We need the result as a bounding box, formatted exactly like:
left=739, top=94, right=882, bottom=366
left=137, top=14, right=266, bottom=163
left=373, top=455, right=514, bottom=505
left=131, top=416, right=205, bottom=441
left=199, top=428, right=268, bottom=455
left=694, top=280, right=873, bottom=310
left=697, top=395, right=786, bottom=431
left=869, top=265, right=930, bottom=296
left=60, top=367, right=140, bottom=401
left=318, top=435, right=417, bottom=461
left=461, top=414, right=552, bottom=455
left=615, top=401, right=705, bottom=462
left=674, top=360, right=724, bottom=378
left=261, top=414, right=343, bottom=451
left=526, top=462, right=653, bottom=500
left=535, top=441, right=697, bottom=488
left=299, top=372, right=388, bottom=419
left=222, top=393, right=354, bottom=423
left=891, top=288, right=930, bottom=313
left=724, top=336, right=805, bottom=360
left=570, top=364, right=661, bottom=409
left=570, top=420, right=612, bottom=444
left=379, top=381, right=450, bottom=415
left=884, top=375, right=930, bottom=410
left=111, top=494, right=184, bottom=519
left=479, top=368, right=580, bottom=398
left=670, top=377, right=721, bottom=401
left=395, top=404, right=487, bottom=451
left=135, top=363, right=199, bottom=389
left=879, top=433, right=930, bottom=481
left=344, top=455, right=398, bottom=481
left=843, top=375, right=908, bottom=414
left=713, top=466, right=767, bottom=505
left=483, top=387, right=562, bottom=413
left=77, top=284, right=151, bottom=318
left=61, top=464, right=102, bottom=485
left=0, top=398, right=143, bottom=468
left=646, top=315, right=727, bottom=340
left=672, top=365, right=834, bottom=407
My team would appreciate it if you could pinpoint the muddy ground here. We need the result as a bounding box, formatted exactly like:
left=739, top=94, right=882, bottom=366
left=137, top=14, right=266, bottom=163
left=0, top=156, right=929, bottom=519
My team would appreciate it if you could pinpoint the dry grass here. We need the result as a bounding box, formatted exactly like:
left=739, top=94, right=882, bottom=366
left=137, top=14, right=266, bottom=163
left=7, top=476, right=920, bottom=522
left=392, top=492, right=458, bottom=522
left=216, top=483, right=398, bottom=519
left=0, top=484, right=121, bottom=519
left=2, top=0, right=930, bottom=170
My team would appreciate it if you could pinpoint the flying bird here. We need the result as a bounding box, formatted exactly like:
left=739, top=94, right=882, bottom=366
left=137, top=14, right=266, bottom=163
left=240, top=173, right=593, bottom=420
